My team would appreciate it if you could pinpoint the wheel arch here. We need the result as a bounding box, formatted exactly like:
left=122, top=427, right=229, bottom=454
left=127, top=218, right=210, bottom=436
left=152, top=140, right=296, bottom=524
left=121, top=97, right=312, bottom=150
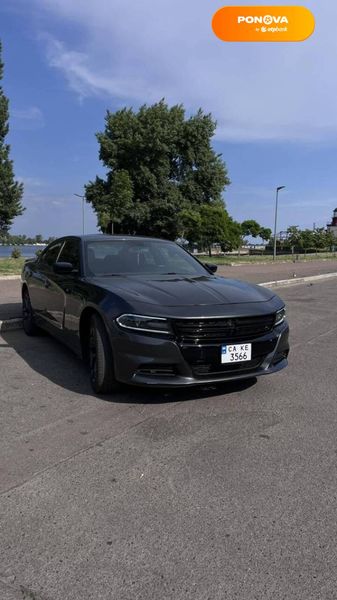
left=79, top=306, right=109, bottom=362
left=21, top=282, right=28, bottom=298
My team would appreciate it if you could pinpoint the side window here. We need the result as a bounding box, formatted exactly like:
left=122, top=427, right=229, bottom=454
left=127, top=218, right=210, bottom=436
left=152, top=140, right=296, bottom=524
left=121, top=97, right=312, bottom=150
left=39, top=243, right=63, bottom=269
left=58, top=239, right=80, bottom=271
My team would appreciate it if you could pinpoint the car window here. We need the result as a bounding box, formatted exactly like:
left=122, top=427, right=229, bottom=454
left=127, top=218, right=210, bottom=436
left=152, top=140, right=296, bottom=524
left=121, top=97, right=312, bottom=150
left=58, top=239, right=80, bottom=271
left=156, top=245, right=200, bottom=274
left=39, top=242, right=63, bottom=269
left=85, top=240, right=207, bottom=277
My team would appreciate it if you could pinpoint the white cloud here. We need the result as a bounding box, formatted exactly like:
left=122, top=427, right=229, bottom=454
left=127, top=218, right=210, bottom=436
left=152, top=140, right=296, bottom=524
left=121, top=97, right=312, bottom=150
left=12, top=106, right=42, bottom=120
left=17, top=176, right=44, bottom=188
left=43, top=36, right=152, bottom=101
left=31, top=0, right=337, bottom=142
left=11, top=106, right=44, bottom=128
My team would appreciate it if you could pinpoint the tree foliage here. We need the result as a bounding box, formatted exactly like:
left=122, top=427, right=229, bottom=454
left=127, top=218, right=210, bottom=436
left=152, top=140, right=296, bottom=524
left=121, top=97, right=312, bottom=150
left=286, top=225, right=302, bottom=248
left=85, top=100, right=230, bottom=239
left=259, top=227, right=272, bottom=243
left=269, top=225, right=337, bottom=253
left=199, top=205, right=229, bottom=256
left=177, top=205, right=243, bottom=255
left=0, top=42, right=24, bottom=233
left=0, top=232, right=54, bottom=245
left=241, top=220, right=272, bottom=243
left=241, top=219, right=261, bottom=238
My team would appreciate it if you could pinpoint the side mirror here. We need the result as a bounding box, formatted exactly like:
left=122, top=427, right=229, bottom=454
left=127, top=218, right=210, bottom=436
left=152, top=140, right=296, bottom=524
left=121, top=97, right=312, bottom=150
left=53, top=262, right=77, bottom=274
left=204, top=263, right=218, bottom=273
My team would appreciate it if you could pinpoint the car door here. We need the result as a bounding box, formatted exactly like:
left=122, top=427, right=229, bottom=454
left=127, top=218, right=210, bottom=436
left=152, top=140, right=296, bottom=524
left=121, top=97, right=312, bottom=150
left=43, top=237, right=82, bottom=333
left=28, top=241, right=64, bottom=322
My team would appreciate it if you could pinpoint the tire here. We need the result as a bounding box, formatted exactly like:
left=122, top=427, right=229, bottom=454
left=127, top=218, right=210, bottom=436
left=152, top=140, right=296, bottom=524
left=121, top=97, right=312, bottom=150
left=22, top=288, right=40, bottom=336
left=88, top=314, right=119, bottom=394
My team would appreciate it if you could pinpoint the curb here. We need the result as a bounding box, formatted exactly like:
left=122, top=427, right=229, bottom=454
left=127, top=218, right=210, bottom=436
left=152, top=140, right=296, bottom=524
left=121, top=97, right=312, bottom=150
left=259, top=271, right=337, bottom=289
left=0, top=318, right=22, bottom=332
left=0, top=275, right=21, bottom=280
left=1, top=271, right=337, bottom=333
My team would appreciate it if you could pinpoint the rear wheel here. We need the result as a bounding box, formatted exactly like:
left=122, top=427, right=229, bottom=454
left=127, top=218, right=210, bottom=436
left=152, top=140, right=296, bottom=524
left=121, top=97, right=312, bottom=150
left=22, top=288, right=39, bottom=336
left=88, top=314, right=119, bottom=394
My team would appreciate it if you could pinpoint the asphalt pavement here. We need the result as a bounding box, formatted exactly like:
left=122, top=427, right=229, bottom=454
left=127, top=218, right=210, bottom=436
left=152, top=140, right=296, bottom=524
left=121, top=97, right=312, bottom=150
left=219, top=258, right=337, bottom=283
left=0, top=279, right=22, bottom=320
left=1, top=279, right=337, bottom=599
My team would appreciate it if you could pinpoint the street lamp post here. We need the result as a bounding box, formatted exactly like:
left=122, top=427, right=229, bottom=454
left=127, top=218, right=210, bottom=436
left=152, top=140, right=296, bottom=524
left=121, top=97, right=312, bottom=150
left=273, top=186, right=286, bottom=261
left=74, top=193, right=85, bottom=235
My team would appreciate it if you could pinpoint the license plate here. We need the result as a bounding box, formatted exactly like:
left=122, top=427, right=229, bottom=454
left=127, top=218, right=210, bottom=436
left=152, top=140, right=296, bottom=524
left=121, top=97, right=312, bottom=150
left=221, top=343, right=252, bottom=364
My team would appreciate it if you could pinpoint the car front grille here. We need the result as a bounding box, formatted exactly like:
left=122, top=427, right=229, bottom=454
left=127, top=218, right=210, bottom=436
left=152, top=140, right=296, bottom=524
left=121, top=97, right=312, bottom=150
left=181, top=339, right=277, bottom=379
left=173, top=314, right=275, bottom=345
left=191, top=357, right=263, bottom=377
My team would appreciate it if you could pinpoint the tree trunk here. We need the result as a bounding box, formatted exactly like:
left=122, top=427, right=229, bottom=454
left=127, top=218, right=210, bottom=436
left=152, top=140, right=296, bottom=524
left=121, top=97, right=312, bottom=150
left=208, top=246, right=212, bottom=257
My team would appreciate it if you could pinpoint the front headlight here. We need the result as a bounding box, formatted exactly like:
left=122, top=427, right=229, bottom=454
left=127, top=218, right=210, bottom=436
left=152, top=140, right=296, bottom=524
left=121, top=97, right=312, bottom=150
left=275, top=307, right=286, bottom=326
left=116, top=314, right=172, bottom=335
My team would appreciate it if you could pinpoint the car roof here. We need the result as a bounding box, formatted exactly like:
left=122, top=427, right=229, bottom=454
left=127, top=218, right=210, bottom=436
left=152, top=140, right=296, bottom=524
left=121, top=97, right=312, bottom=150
left=64, top=234, right=174, bottom=243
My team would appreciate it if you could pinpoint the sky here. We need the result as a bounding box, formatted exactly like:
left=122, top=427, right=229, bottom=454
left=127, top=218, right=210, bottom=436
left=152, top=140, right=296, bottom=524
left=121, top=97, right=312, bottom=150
left=1, top=0, right=337, bottom=237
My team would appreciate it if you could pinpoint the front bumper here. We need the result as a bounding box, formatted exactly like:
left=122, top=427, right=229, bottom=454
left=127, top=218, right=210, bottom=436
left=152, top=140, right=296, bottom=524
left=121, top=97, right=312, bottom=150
left=109, top=320, right=289, bottom=388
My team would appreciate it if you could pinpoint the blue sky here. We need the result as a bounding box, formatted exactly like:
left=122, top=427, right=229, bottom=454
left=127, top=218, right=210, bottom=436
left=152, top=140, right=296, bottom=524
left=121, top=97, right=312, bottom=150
left=1, top=0, right=337, bottom=237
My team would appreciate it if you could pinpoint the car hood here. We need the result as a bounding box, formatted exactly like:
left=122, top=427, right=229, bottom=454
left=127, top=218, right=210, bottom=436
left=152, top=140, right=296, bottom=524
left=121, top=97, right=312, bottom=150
left=87, top=274, right=275, bottom=307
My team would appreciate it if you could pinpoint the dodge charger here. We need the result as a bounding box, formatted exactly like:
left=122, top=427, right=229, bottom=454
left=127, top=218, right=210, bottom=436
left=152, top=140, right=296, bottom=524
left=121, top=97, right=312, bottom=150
left=21, top=235, right=289, bottom=394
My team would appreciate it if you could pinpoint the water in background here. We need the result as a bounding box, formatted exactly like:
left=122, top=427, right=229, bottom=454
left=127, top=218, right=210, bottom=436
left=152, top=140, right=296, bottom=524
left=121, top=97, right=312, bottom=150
left=0, top=245, right=46, bottom=258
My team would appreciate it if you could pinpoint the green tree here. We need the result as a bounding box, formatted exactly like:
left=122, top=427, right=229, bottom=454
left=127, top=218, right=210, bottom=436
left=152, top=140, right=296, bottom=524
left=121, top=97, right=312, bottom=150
left=286, top=225, right=302, bottom=251
left=325, top=230, right=336, bottom=251
left=86, top=170, right=133, bottom=233
left=221, top=217, right=243, bottom=252
left=259, top=227, right=272, bottom=243
left=199, top=205, right=227, bottom=256
left=85, top=100, right=230, bottom=238
left=312, top=227, right=328, bottom=250
left=178, top=208, right=202, bottom=243
left=178, top=206, right=242, bottom=253
left=0, top=42, right=24, bottom=233
left=241, top=219, right=261, bottom=238
left=297, top=229, right=315, bottom=253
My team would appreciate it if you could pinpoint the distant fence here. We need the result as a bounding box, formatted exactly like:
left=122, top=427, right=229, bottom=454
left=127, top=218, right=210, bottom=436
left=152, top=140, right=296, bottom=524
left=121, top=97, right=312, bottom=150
left=249, top=248, right=336, bottom=256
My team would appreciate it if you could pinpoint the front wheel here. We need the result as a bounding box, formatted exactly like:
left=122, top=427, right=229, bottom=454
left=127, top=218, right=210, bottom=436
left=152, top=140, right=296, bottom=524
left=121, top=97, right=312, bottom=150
left=88, top=314, right=119, bottom=394
left=22, top=288, right=39, bottom=336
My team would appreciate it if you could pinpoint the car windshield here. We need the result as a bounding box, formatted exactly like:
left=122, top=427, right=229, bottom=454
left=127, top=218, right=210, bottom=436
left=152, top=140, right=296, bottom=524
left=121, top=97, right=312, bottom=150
left=85, top=239, right=208, bottom=277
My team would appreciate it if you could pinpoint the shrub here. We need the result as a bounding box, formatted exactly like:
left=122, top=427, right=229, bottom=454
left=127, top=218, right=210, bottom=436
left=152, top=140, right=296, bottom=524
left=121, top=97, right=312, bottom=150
left=11, top=247, right=22, bottom=259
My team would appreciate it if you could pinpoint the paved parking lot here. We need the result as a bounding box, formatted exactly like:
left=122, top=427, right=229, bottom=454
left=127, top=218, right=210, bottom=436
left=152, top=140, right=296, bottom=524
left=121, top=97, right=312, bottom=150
left=1, top=280, right=337, bottom=599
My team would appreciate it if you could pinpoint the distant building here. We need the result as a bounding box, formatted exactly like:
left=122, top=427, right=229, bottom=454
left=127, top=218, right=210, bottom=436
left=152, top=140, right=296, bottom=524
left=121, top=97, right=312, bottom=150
left=327, top=208, right=337, bottom=238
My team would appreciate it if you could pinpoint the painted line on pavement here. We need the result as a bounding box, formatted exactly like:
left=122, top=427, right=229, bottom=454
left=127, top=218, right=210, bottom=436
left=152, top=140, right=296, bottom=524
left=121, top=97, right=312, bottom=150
left=0, top=318, right=23, bottom=332
left=260, top=271, right=337, bottom=288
